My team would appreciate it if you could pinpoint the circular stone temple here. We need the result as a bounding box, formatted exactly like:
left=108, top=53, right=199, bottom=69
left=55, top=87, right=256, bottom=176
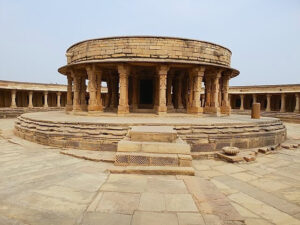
left=14, top=36, right=286, bottom=156
left=58, top=36, right=239, bottom=115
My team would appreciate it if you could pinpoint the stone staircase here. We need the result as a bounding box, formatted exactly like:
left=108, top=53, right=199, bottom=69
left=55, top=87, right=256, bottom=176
left=110, top=126, right=194, bottom=175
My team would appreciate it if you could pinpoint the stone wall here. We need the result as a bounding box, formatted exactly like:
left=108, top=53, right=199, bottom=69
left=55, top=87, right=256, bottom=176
left=14, top=114, right=286, bottom=152
left=66, top=36, right=232, bottom=66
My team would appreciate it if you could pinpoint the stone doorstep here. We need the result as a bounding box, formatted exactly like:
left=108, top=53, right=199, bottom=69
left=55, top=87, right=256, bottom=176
left=130, top=125, right=177, bottom=142
left=117, top=138, right=190, bottom=154
left=110, top=165, right=195, bottom=176
left=115, top=152, right=192, bottom=167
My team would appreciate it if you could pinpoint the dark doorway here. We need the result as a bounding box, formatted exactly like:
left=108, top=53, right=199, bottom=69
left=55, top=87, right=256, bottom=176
left=139, top=79, right=153, bottom=106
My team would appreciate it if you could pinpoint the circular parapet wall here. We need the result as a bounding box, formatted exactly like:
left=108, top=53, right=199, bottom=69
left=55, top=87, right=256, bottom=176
left=61, top=36, right=233, bottom=69
left=14, top=112, right=286, bottom=152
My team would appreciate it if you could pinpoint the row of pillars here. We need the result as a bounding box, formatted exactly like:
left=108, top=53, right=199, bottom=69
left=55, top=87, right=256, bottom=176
left=10, top=89, right=62, bottom=108
left=66, top=64, right=231, bottom=115
left=237, top=93, right=300, bottom=113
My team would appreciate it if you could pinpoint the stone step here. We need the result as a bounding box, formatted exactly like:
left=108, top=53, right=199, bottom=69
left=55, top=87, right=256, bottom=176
left=129, top=126, right=177, bottom=142
left=115, top=152, right=192, bottom=167
left=110, top=165, right=195, bottom=176
left=117, top=138, right=190, bottom=154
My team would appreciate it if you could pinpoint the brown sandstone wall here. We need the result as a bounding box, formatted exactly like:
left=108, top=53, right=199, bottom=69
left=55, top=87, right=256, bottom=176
left=67, top=36, right=232, bottom=66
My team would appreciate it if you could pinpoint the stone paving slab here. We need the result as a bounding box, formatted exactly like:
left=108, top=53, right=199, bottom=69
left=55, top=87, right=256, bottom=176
left=0, top=119, right=299, bottom=225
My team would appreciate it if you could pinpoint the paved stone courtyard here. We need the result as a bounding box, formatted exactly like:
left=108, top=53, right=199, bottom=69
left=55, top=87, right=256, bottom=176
left=0, top=119, right=299, bottom=225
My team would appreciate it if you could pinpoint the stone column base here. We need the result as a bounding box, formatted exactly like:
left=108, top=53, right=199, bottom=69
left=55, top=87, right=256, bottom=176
left=118, top=105, right=129, bottom=114
left=80, top=105, right=88, bottom=112
left=204, top=106, right=221, bottom=116
left=187, top=106, right=203, bottom=114
left=88, top=105, right=103, bottom=112
left=156, top=106, right=167, bottom=115
left=220, top=106, right=231, bottom=115
left=65, top=104, right=73, bottom=111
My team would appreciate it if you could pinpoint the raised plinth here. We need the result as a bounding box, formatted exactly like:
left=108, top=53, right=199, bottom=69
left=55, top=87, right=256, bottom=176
left=14, top=111, right=287, bottom=152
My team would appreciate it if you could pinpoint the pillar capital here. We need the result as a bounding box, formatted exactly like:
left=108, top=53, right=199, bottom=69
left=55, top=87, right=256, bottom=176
left=157, top=64, right=170, bottom=75
left=117, top=64, right=130, bottom=76
left=189, top=66, right=205, bottom=77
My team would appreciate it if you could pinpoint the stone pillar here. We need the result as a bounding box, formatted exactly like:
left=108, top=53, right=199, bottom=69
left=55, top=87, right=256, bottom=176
left=28, top=91, right=33, bottom=108
left=43, top=91, right=48, bottom=108
left=117, top=64, right=130, bottom=114
left=252, top=94, right=257, bottom=104
left=57, top=92, right=61, bottom=107
left=87, top=65, right=102, bottom=112
left=80, top=76, right=87, bottom=111
left=176, top=73, right=184, bottom=109
left=189, top=67, right=205, bottom=114
left=204, top=70, right=221, bottom=114
left=240, top=94, right=244, bottom=111
left=10, top=89, right=17, bottom=108
left=66, top=74, right=73, bottom=111
left=252, top=103, right=261, bottom=119
left=96, top=69, right=103, bottom=111
left=266, top=94, right=271, bottom=112
left=220, top=73, right=231, bottom=115
left=72, top=71, right=81, bottom=111
left=167, top=74, right=174, bottom=110
left=280, top=93, right=286, bottom=112
left=204, top=77, right=211, bottom=107
left=294, top=93, right=300, bottom=113
left=156, top=65, right=169, bottom=115
left=154, top=75, right=159, bottom=109
left=132, top=74, right=138, bottom=110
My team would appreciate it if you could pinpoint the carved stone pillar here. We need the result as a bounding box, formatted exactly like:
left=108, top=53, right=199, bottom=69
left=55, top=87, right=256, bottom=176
left=57, top=92, right=61, bottom=107
left=188, top=67, right=205, bottom=114
left=80, top=76, right=87, bottom=111
left=43, top=91, right=48, bottom=108
left=204, top=70, right=221, bottom=114
left=156, top=65, right=169, bottom=115
left=176, top=73, right=184, bottom=110
left=28, top=91, right=33, bottom=108
left=266, top=94, right=271, bottom=112
left=167, top=73, right=174, bottom=110
left=204, top=77, right=211, bottom=107
left=117, top=64, right=130, bottom=114
left=87, top=65, right=102, bottom=112
left=280, top=93, right=286, bottom=112
left=240, top=94, right=244, bottom=111
left=294, top=93, right=300, bottom=113
left=66, top=74, right=73, bottom=111
left=72, top=71, right=81, bottom=111
left=10, top=89, right=17, bottom=108
left=220, top=73, right=231, bottom=115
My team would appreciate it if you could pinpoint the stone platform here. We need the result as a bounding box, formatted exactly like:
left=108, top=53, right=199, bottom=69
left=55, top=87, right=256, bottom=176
left=112, top=126, right=194, bottom=175
left=14, top=111, right=286, bottom=152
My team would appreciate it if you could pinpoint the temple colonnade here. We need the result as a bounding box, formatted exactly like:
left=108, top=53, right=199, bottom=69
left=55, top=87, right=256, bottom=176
left=229, top=92, right=300, bottom=113
left=65, top=64, right=234, bottom=115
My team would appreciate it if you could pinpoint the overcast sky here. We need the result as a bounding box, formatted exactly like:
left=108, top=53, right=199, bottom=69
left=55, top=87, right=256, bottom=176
left=0, top=0, right=299, bottom=86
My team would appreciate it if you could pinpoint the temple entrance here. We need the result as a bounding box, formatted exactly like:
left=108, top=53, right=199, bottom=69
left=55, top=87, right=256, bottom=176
left=139, top=79, right=153, bottom=108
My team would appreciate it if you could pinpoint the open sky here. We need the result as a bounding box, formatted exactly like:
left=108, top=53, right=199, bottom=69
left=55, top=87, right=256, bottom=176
left=0, top=0, right=299, bottom=86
